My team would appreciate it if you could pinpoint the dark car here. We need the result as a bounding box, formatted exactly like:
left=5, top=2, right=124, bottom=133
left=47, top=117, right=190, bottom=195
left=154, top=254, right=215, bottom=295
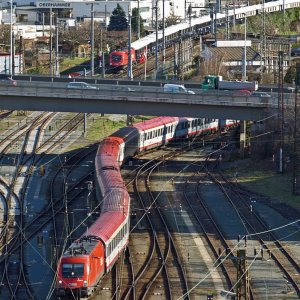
left=0, top=74, right=17, bottom=86
left=291, top=47, right=300, bottom=57
left=252, top=92, right=271, bottom=98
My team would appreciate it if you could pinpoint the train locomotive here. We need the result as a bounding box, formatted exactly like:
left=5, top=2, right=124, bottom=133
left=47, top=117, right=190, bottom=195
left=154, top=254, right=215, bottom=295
left=56, top=116, right=237, bottom=298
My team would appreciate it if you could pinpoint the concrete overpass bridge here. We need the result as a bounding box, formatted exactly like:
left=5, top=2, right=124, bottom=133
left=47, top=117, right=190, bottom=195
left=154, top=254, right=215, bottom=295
left=0, top=81, right=290, bottom=122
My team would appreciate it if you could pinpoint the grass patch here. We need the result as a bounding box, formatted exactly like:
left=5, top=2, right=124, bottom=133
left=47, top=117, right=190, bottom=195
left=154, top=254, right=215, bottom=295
left=224, top=159, right=300, bottom=208
left=86, top=117, right=126, bottom=141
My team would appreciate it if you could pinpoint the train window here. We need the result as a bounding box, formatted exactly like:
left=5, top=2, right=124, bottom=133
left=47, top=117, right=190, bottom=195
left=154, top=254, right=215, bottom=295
left=188, top=122, right=190, bottom=128
left=111, top=54, right=122, bottom=62
left=62, top=263, right=84, bottom=278
left=192, top=120, right=195, bottom=127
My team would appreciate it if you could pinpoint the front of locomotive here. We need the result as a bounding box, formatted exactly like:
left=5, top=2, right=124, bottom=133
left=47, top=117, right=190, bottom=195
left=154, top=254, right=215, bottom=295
left=56, top=255, right=90, bottom=298
left=109, top=51, right=125, bottom=68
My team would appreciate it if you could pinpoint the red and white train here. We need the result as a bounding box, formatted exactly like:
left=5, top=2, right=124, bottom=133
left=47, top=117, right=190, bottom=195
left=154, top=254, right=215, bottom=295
left=109, top=47, right=146, bottom=70
left=56, top=116, right=237, bottom=297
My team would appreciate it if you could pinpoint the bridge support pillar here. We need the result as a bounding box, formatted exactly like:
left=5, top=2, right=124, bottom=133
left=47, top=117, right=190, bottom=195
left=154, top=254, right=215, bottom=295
left=239, top=120, right=247, bottom=158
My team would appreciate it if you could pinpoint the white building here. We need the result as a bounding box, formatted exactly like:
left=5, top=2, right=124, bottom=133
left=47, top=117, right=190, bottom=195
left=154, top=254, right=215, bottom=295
left=0, top=0, right=210, bottom=40
left=0, top=0, right=204, bottom=25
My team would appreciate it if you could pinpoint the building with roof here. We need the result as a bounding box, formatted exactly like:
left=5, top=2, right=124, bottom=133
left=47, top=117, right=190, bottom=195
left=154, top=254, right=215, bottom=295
left=200, top=40, right=263, bottom=80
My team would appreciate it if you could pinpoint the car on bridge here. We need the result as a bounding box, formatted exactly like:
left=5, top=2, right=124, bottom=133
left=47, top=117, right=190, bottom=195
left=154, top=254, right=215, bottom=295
left=252, top=91, right=271, bottom=98
left=233, top=90, right=252, bottom=96
left=0, top=74, right=17, bottom=86
left=291, top=47, right=300, bottom=57
left=67, top=82, right=98, bottom=90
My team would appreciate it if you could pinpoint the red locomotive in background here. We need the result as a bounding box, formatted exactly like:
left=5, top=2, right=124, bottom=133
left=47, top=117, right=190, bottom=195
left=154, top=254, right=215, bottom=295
left=109, top=47, right=146, bottom=70
left=56, top=116, right=237, bottom=298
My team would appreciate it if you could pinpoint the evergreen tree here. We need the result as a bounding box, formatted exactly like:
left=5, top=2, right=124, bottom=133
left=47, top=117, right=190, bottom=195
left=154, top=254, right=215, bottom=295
left=131, top=8, right=144, bottom=38
left=108, top=4, right=128, bottom=31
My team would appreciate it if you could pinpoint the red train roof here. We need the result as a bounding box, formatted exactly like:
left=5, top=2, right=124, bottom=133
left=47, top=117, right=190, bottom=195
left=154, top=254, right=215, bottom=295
left=101, top=188, right=129, bottom=214
left=85, top=211, right=127, bottom=243
left=133, top=117, right=179, bottom=131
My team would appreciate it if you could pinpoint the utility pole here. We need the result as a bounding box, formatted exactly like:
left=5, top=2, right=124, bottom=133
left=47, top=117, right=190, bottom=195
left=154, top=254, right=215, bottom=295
left=12, top=31, right=15, bottom=76
left=10, top=0, right=13, bottom=75
left=50, top=7, right=53, bottom=77
left=209, top=5, right=215, bottom=38
left=55, top=15, right=60, bottom=77
left=162, top=0, right=165, bottom=74
left=260, top=0, right=266, bottom=81
left=278, top=51, right=284, bottom=173
left=293, top=64, right=300, bottom=195
left=100, top=29, right=105, bottom=78
left=242, top=14, right=247, bottom=81
left=90, top=3, right=95, bottom=76
left=155, top=0, right=158, bottom=77
left=137, top=0, right=140, bottom=39
left=128, top=9, right=133, bottom=79
left=225, top=1, right=230, bottom=40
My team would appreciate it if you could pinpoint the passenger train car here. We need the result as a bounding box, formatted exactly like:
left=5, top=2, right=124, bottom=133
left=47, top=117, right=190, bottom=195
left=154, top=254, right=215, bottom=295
left=56, top=116, right=237, bottom=297
left=109, top=0, right=300, bottom=69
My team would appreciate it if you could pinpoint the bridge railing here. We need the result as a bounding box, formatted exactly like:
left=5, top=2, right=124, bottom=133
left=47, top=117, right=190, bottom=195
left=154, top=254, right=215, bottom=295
left=0, top=81, right=295, bottom=109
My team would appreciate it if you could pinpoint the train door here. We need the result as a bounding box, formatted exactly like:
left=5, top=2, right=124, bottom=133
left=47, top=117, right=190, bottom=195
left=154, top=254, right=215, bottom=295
left=118, top=143, right=125, bottom=165
left=162, top=126, right=167, bottom=145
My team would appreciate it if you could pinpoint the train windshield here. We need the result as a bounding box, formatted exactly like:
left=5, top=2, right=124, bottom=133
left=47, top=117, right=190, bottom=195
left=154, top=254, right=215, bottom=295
left=62, top=263, right=84, bottom=278
left=111, top=54, right=122, bottom=62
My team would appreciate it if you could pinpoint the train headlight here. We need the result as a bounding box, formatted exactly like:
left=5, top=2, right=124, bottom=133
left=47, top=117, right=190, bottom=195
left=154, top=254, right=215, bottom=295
left=83, top=280, right=87, bottom=287
left=58, top=280, right=62, bottom=286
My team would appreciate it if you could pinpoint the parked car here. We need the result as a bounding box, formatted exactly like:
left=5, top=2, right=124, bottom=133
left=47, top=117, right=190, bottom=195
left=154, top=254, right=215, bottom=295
left=67, top=82, right=98, bottom=90
left=0, top=74, right=17, bottom=86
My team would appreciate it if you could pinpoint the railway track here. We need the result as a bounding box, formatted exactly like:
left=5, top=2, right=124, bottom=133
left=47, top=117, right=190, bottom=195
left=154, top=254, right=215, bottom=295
left=211, top=169, right=300, bottom=298
left=104, top=135, right=229, bottom=299
left=0, top=112, right=97, bottom=299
